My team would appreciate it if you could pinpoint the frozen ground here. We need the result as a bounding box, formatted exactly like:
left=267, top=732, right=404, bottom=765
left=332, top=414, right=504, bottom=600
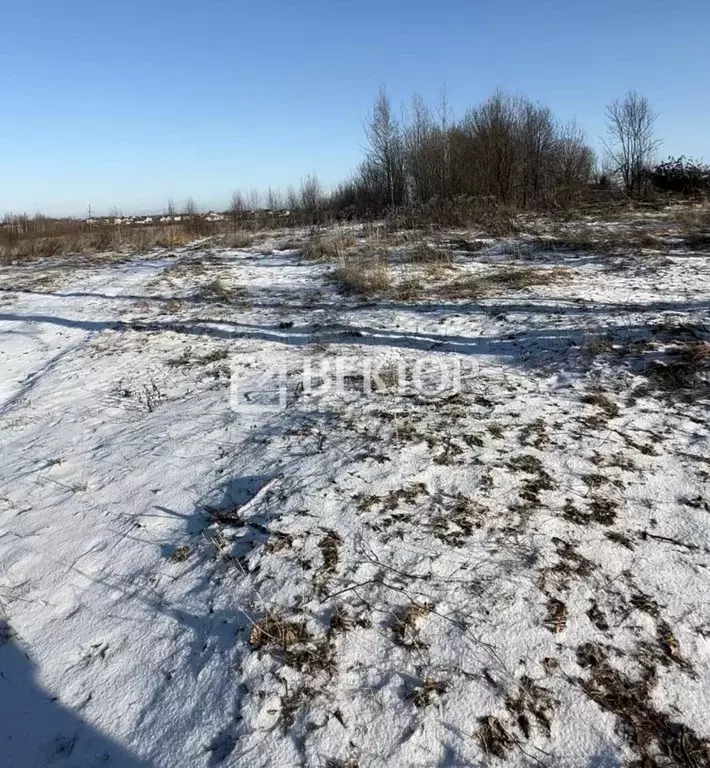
left=1, top=213, right=709, bottom=767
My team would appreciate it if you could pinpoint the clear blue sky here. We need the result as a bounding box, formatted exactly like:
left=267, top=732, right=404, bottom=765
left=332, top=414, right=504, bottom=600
left=1, top=0, right=708, bottom=217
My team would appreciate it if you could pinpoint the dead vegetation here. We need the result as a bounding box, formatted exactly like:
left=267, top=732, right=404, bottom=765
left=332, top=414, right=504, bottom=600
left=4, top=199, right=710, bottom=767
left=333, top=254, right=391, bottom=294
left=407, top=243, right=453, bottom=265
left=576, top=644, right=710, bottom=767
left=437, top=266, right=569, bottom=299
left=526, top=229, right=665, bottom=254
left=194, top=278, right=244, bottom=303
left=316, top=530, right=342, bottom=594
left=581, top=390, right=621, bottom=420
left=302, top=232, right=356, bottom=261
left=477, top=715, right=514, bottom=758
left=249, top=612, right=334, bottom=674
left=646, top=341, right=710, bottom=396
left=219, top=230, right=254, bottom=249
left=0, top=221, right=198, bottom=262
left=391, top=603, right=433, bottom=650
left=407, top=678, right=449, bottom=708
left=0, top=619, right=13, bottom=644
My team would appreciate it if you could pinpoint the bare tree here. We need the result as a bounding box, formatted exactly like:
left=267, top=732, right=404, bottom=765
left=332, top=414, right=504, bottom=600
left=436, top=85, right=452, bottom=199
left=229, top=190, right=247, bottom=228
left=604, top=91, right=661, bottom=197
left=266, top=187, right=282, bottom=211
left=247, top=189, right=260, bottom=211
left=300, top=174, right=322, bottom=221
left=554, top=120, right=595, bottom=204
left=182, top=197, right=204, bottom=235
left=365, top=87, right=405, bottom=209
left=403, top=94, right=435, bottom=202
left=286, top=185, right=299, bottom=212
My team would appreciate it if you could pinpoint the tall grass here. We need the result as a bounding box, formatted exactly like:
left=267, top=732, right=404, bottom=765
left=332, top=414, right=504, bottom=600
left=334, top=254, right=390, bottom=294
left=0, top=218, right=221, bottom=262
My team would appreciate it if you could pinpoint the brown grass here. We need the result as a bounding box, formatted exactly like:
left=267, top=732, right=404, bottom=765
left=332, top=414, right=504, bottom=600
left=577, top=643, right=709, bottom=767
left=676, top=204, right=710, bottom=232
left=250, top=614, right=310, bottom=651
left=220, top=230, right=254, bottom=248
left=392, top=275, right=424, bottom=300
left=334, top=254, right=390, bottom=294
left=438, top=266, right=568, bottom=299
left=302, top=233, right=356, bottom=261
left=407, top=243, right=453, bottom=265
left=526, top=230, right=665, bottom=254
left=194, top=278, right=243, bottom=303
left=0, top=223, right=195, bottom=262
left=391, top=603, right=432, bottom=649
left=646, top=341, right=710, bottom=394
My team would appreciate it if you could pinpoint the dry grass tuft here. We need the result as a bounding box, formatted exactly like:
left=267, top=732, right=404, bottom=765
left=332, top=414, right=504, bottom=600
left=676, top=204, right=710, bottom=232
left=250, top=614, right=310, bottom=651
left=477, top=716, right=514, bottom=758
left=221, top=230, right=254, bottom=248
left=448, top=237, right=486, bottom=252
left=646, top=341, right=710, bottom=395
left=408, top=678, right=449, bottom=708
left=334, top=255, right=390, bottom=294
left=581, top=390, right=620, bottom=419
left=392, top=275, right=424, bottom=300
left=407, top=243, right=453, bottom=265
left=391, top=603, right=433, bottom=649
left=275, top=237, right=306, bottom=252
left=194, top=279, right=242, bottom=303
left=302, top=233, right=356, bottom=261
left=250, top=612, right=335, bottom=673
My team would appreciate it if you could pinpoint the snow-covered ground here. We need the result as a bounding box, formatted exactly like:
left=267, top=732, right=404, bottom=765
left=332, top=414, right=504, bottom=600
left=1, top=216, right=709, bottom=767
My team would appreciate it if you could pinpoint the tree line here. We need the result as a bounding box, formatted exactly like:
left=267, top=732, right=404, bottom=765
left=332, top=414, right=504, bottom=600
left=255, top=87, right=707, bottom=225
